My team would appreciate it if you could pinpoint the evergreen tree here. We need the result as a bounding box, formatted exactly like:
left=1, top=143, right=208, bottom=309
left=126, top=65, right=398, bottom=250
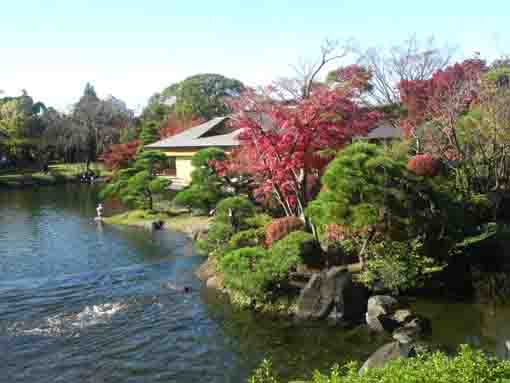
left=139, top=121, right=160, bottom=145
left=100, top=150, right=169, bottom=210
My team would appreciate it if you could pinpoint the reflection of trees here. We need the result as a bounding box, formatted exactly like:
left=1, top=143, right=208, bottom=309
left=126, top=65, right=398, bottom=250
left=200, top=289, right=386, bottom=381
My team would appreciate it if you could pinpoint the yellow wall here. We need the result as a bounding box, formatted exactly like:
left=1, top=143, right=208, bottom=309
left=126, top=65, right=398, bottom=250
left=175, top=157, right=194, bottom=184
left=161, top=146, right=235, bottom=185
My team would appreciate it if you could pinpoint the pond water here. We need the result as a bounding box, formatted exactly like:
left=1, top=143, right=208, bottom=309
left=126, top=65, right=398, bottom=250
left=1, top=185, right=510, bottom=382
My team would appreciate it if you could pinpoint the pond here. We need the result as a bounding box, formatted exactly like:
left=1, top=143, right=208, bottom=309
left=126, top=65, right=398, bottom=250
left=1, top=184, right=510, bottom=382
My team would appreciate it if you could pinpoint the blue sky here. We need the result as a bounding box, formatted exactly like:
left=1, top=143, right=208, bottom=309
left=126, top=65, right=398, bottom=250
left=0, top=0, right=508, bottom=112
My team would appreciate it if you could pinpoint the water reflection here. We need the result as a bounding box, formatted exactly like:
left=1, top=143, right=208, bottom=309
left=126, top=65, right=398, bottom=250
left=2, top=185, right=510, bottom=382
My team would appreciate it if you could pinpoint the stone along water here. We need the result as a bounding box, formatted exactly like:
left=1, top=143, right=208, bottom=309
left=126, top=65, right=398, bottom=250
left=2, top=185, right=510, bottom=382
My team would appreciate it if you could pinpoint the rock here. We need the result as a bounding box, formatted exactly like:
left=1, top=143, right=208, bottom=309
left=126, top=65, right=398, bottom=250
left=392, top=309, right=413, bottom=323
left=366, top=295, right=400, bottom=332
left=195, top=258, right=217, bottom=282
left=360, top=341, right=415, bottom=374
left=206, top=275, right=223, bottom=290
left=393, top=325, right=421, bottom=344
left=296, top=268, right=368, bottom=322
left=296, top=273, right=333, bottom=320
left=366, top=296, right=431, bottom=340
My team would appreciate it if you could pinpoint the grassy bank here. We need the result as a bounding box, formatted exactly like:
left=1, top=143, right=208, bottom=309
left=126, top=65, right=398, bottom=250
left=0, top=163, right=111, bottom=188
left=103, top=209, right=211, bottom=236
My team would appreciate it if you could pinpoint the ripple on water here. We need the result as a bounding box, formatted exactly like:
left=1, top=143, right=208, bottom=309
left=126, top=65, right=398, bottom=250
left=7, top=302, right=130, bottom=337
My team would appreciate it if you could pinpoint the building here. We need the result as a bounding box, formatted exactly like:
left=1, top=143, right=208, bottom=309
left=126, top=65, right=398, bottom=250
left=145, top=116, right=239, bottom=189
left=146, top=116, right=401, bottom=189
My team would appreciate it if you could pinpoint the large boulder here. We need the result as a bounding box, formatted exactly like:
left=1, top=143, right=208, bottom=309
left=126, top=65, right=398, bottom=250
left=206, top=275, right=224, bottom=290
left=359, top=341, right=414, bottom=374
left=296, top=268, right=368, bottom=322
left=296, top=273, right=333, bottom=320
left=366, top=296, right=431, bottom=339
left=366, top=295, right=400, bottom=332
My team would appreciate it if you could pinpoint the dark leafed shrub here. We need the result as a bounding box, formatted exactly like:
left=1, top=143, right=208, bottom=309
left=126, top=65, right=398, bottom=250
left=266, top=217, right=305, bottom=247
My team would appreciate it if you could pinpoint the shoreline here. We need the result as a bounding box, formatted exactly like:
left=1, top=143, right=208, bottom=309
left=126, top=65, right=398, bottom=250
left=0, top=164, right=111, bottom=189
left=102, top=209, right=212, bottom=239
left=0, top=173, right=81, bottom=188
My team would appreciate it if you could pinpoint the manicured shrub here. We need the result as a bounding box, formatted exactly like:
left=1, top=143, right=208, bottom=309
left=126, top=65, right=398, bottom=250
left=197, top=221, right=235, bottom=257
left=246, top=213, right=273, bottom=230
left=249, top=345, right=510, bottom=383
left=219, top=232, right=315, bottom=300
left=215, top=196, right=256, bottom=228
left=359, top=238, right=441, bottom=293
left=196, top=197, right=257, bottom=257
left=228, top=228, right=266, bottom=250
left=219, top=247, right=269, bottom=297
left=174, top=148, right=228, bottom=211
left=267, top=231, right=315, bottom=274
left=266, top=217, right=305, bottom=247
left=174, top=185, right=222, bottom=213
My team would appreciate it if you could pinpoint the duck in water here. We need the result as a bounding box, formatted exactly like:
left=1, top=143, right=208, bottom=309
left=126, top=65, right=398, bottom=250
left=162, top=282, right=192, bottom=293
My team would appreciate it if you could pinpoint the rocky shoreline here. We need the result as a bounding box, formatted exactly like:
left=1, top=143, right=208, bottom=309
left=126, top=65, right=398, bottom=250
left=196, top=259, right=442, bottom=372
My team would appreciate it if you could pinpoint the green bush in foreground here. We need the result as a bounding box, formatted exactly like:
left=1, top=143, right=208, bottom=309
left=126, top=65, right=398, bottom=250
left=220, top=232, right=314, bottom=300
left=249, top=346, right=510, bottom=383
left=220, top=247, right=269, bottom=297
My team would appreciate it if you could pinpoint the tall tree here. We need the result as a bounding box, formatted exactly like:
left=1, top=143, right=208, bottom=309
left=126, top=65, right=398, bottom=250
left=272, top=39, right=353, bottom=102
left=161, top=74, right=245, bottom=119
left=72, top=83, right=133, bottom=170
left=139, top=121, right=160, bottom=145
left=0, top=90, right=47, bottom=161
left=220, top=81, right=380, bottom=220
left=351, top=35, right=456, bottom=107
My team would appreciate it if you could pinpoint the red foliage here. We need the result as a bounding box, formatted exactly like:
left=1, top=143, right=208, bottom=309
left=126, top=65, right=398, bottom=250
left=210, top=147, right=250, bottom=179
left=100, top=140, right=142, bottom=170
left=220, top=85, right=380, bottom=217
left=331, top=65, right=373, bottom=95
left=407, top=154, right=440, bottom=177
left=399, top=59, right=486, bottom=158
left=159, top=113, right=206, bottom=138
left=325, top=224, right=350, bottom=243
left=266, top=217, right=305, bottom=247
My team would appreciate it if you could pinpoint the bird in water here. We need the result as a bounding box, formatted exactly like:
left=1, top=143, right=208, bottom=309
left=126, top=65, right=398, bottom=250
left=162, top=282, right=192, bottom=293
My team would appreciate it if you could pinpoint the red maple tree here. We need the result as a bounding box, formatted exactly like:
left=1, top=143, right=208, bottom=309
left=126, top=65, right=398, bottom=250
left=215, top=83, right=381, bottom=218
left=399, top=59, right=486, bottom=158
left=100, top=140, right=142, bottom=170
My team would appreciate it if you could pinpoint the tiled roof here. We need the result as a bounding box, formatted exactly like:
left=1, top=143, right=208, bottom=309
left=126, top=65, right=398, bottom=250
left=145, top=115, right=401, bottom=150
left=358, top=123, right=402, bottom=140
left=145, top=116, right=240, bottom=149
